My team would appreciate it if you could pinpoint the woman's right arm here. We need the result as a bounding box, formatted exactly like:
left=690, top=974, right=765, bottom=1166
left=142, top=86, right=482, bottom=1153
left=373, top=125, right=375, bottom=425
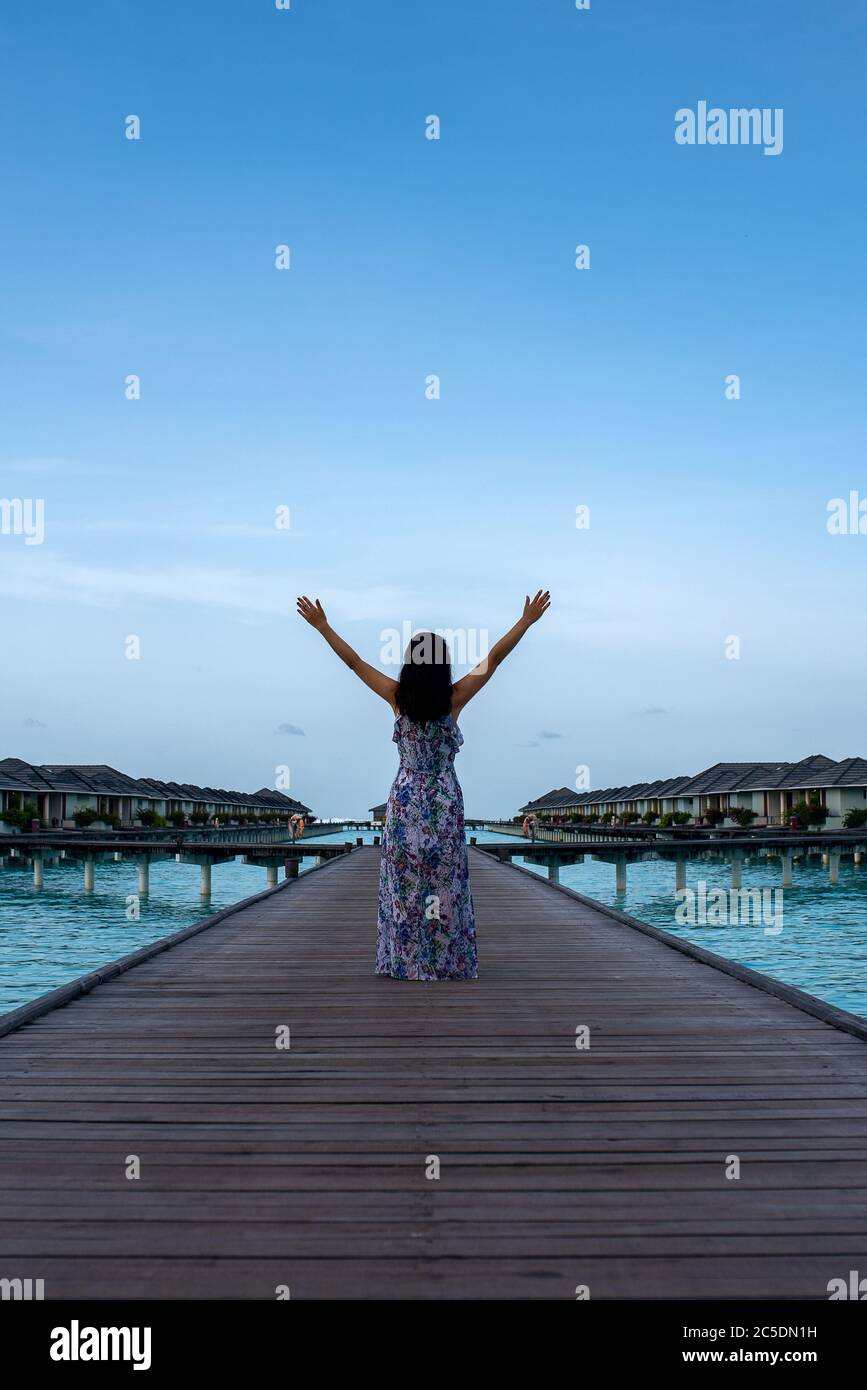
left=451, top=590, right=550, bottom=716
left=297, top=596, right=398, bottom=707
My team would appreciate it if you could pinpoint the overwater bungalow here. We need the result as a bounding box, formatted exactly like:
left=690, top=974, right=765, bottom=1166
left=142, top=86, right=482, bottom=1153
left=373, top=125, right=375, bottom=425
left=519, top=754, right=867, bottom=828
left=0, top=757, right=313, bottom=828
left=518, top=787, right=579, bottom=819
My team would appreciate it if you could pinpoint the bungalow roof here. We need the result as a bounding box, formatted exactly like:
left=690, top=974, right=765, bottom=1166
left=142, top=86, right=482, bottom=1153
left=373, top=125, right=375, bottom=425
left=676, top=762, right=789, bottom=796
left=800, top=756, right=867, bottom=789
left=40, top=764, right=147, bottom=796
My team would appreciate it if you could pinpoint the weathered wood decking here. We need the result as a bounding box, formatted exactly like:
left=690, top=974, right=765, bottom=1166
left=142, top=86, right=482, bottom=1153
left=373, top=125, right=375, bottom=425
left=1, top=845, right=867, bottom=1299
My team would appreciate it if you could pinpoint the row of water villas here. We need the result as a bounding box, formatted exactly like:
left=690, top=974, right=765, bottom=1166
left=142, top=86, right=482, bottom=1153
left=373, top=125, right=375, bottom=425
left=520, top=754, right=867, bottom=829
left=0, top=757, right=313, bottom=827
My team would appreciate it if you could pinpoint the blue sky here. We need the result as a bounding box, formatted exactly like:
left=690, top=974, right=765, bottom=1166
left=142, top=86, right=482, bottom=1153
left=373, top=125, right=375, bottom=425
left=1, top=0, right=865, bottom=817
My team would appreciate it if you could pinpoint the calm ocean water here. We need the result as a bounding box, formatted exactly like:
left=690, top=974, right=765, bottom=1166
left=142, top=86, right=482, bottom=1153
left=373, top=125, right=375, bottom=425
left=0, top=836, right=346, bottom=1014
left=1, top=827, right=866, bottom=1019
left=471, top=830, right=867, bottom=1020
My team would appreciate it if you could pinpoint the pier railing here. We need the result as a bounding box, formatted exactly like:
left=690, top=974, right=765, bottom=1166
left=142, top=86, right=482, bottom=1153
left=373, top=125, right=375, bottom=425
left=483, top=819, right=866, bottom=846
left=0, top=821, right=373, bottom=850
left=475, top=825, right=867, bottom=890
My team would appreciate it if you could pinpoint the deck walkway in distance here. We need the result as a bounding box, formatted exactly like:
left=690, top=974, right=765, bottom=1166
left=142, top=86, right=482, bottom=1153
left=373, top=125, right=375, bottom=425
left=1, top=845, right=867, bottom=1299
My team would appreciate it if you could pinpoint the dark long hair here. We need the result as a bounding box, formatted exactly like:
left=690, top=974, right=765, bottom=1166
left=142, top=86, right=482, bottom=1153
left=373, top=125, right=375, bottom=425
left=395, top=631, right=453, bottom=724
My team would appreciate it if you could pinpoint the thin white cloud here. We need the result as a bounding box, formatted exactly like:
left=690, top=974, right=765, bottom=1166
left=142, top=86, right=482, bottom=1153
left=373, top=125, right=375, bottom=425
left=52, top=519, right=297, bottom=538
left=0, top=456, right=111, bottom=477
left=0, top=552, right=417, bottom=620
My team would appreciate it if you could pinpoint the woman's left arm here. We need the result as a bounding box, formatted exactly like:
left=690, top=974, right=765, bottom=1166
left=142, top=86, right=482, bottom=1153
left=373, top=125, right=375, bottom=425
left=452, top=590, right=550, bottom=715
left=297, top=596, right=398, bottom=707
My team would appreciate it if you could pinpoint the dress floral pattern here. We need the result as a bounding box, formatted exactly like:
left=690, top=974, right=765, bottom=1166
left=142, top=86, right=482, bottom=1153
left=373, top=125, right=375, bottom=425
left=376, top=714, right=478, bottom=981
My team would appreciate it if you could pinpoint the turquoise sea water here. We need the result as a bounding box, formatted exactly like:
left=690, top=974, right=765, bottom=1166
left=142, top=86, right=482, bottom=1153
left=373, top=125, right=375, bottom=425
left=1, top=827, right=866, bottom=1020
left=471, top=830, right=867, bottom=1020
left=0, top=834, right=352, bottom=1014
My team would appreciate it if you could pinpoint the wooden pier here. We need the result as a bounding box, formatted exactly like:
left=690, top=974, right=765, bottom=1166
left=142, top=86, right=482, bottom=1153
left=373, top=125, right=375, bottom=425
left=1, top=846, right=866, bottom=1299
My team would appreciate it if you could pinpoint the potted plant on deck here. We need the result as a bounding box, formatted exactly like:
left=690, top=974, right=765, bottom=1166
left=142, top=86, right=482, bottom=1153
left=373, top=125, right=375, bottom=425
left=74, top=807, right=121, bottom=831
left=0, top=800, right=40, bottom=834
left=790, top=798, right=828, bottom=830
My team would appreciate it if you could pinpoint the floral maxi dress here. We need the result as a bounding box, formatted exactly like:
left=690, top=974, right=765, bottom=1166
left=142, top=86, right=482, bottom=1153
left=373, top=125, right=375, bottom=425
left=376, top=714, right=478, bottom=980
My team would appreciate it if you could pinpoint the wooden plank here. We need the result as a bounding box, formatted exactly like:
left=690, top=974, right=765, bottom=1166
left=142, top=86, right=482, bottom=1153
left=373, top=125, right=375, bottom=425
left=1, top=844, right=866, bottom=1299
left=8, top=1256, right=859, bottom=1300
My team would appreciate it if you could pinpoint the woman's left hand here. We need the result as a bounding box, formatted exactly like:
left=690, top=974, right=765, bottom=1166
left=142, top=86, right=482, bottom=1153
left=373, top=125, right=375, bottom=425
left=297, top=595, right=328, bottom=630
